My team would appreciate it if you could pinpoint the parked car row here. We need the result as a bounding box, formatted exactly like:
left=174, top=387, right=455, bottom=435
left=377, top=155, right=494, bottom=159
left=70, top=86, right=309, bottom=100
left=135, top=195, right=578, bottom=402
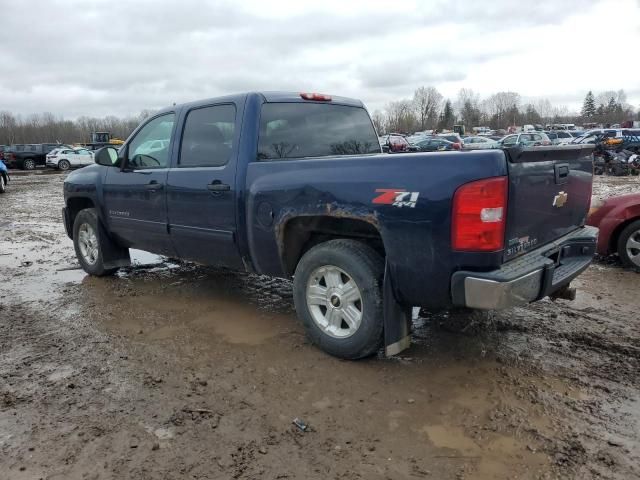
left=378, top=127, right=625, bottom=154
left=570, top=129, right=640, bottom=152
left=0, top=143, right=95, bottom=170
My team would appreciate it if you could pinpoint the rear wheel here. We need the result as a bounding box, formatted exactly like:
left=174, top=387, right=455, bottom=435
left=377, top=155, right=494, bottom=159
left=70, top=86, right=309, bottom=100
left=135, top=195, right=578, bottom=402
left=73, top=208, right=118, bottom=276
left=0, top=175, right=6, bottom=193
left=293, top=239, right=384, bottom=359
left=58, top=159, right=71, bottom=171
left=617, top=219, right=640, bottom=272
left=22, top=158, right=35, bottom=170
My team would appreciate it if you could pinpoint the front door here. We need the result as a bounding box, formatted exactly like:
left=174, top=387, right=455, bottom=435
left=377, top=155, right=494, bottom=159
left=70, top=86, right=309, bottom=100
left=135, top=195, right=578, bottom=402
left=166, top=103, right=243, bottom=269
left=103, top=113, right=176, bottom=255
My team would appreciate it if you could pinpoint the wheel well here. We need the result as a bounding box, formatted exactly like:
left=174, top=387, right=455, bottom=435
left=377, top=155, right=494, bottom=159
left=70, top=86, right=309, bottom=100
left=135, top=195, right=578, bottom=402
left=281, top=216, right=385, bottom=275
left=609, top=216, right=640, bottom=253
left=67, top=197, right=95, bottom=231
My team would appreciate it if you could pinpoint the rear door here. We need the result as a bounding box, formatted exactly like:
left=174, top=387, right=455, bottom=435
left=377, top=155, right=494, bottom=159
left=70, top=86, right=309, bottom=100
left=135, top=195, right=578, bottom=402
left=166, top=102, right=244, bottom=269
left=503, top=145, right=594, bottom=261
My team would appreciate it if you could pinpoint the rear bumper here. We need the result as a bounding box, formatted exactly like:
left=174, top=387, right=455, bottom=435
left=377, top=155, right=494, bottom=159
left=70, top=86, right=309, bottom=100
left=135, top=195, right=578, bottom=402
left=451, top=226, right=598, bottom=310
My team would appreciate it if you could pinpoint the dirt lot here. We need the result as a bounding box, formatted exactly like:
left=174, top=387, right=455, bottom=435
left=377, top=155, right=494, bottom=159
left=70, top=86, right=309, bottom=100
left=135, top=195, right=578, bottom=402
left=1, top=173, right=639, bottom=480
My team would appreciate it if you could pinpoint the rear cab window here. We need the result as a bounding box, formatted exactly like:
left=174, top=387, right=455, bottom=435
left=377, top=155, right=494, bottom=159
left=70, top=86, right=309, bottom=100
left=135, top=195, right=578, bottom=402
left=257, top=102, right=380, bottom=160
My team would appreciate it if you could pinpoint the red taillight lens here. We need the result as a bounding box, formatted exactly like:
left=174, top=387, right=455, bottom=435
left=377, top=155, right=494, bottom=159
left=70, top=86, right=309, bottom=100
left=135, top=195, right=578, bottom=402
left=452, top=176, right=508, bottom=251
left=300, top=92, right=332, bottom=101
left=453, top=142, right=461, bottom=150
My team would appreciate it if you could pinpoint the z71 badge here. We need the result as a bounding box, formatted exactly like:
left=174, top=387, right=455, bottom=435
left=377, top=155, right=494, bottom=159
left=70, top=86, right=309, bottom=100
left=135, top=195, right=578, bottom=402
left=372, top=189, right=420, bottom=208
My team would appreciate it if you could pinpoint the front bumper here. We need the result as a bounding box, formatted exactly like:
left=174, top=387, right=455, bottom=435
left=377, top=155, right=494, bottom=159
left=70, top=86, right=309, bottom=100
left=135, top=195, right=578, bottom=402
left=451, top=226, right=598, bottom=310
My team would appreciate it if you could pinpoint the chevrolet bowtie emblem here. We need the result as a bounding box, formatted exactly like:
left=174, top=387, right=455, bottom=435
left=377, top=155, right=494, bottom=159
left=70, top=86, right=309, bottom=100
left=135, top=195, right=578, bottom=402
left=553, top=191, right=568, bottom=208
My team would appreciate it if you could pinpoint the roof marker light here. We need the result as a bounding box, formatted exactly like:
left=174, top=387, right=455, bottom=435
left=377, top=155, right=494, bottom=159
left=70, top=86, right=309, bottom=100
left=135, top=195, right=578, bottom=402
left=300, top=92, right=332, bottom=101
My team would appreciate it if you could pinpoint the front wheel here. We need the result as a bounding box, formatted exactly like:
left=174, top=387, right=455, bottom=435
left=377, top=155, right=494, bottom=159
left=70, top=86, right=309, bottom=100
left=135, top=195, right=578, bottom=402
left=0, top=175, right=6, bottom=193
left=293, top=239, right=384, bottom=359
left=617, top=219, right=640, bottom=272
left=73, top=208, right=118, bottom=276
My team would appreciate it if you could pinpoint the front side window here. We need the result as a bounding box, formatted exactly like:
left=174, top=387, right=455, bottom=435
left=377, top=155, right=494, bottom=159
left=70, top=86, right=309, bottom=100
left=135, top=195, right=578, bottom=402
left=502, top=135, right=517, bottom=145
left=180, top=104, right=236, bottom=167
left=258, top=103, right=380, bottom=160
left=127, top=113, right=175, bottom=169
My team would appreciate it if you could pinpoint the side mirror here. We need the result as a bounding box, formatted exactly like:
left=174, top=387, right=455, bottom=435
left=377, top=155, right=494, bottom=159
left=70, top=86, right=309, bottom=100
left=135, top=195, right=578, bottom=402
left=94, top=147, right=120, bottom=167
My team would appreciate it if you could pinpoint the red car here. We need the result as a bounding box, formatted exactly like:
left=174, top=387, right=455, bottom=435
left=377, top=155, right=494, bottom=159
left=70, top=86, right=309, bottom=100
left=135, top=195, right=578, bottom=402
left=380, top=134, right=410, bottom=153
left=587, top=193, right=640, bottom=271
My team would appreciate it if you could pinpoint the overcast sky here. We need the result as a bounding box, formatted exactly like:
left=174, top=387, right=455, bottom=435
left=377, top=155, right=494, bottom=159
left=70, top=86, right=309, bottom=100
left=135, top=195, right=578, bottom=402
left=1, top=0, right=639, bottom=119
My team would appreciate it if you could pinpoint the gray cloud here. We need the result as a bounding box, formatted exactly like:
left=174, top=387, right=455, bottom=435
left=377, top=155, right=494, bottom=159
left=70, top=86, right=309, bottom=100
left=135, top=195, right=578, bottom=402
left=0, top=0, right=634, bottom=119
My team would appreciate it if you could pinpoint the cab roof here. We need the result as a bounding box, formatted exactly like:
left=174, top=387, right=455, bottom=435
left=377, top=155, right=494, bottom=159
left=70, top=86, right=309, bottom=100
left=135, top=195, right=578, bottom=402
left=156, top=91, right=364, bottom=115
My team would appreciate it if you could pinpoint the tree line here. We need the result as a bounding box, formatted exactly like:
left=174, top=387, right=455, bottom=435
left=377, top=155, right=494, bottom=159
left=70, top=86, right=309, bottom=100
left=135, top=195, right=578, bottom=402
left=0, top=110, right=156, bottom=146
left=372, top=87, right=638, bottom=134
left=0, top=88, right=637, bottom=145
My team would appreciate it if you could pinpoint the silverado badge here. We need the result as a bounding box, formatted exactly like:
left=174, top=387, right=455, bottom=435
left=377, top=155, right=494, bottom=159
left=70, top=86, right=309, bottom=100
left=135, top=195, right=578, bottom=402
left=553, top=191, right=568, bottom=208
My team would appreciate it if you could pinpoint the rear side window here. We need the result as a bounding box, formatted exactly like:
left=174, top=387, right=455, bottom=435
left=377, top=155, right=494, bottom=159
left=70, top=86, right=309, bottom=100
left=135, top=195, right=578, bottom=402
left=257, top=103, right=380, bottom=160
left=180, top=104, right=236, bottom=167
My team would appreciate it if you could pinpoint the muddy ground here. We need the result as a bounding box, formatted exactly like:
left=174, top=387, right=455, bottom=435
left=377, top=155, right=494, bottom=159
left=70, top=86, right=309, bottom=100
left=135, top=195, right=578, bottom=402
left=0, top=173, right=638, bottom=480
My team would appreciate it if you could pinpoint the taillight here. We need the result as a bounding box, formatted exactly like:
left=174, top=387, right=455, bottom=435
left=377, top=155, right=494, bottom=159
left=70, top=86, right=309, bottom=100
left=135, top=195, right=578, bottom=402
left=453, top=142, right=461, bottom=150
left=300, top=92, right=332, bottom=101
left=452, top=176, right=508, bottom=251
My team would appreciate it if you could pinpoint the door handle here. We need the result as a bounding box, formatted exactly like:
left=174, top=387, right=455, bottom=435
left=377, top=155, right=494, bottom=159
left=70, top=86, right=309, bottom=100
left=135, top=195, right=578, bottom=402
left=207, top=182, right=230, bottom=192
left=145, top=181, right=163, bottom=191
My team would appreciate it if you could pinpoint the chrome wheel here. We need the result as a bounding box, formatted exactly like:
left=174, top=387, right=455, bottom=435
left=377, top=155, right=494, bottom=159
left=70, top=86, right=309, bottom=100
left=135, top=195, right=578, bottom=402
left=78, top=223, right=99, bottom=265
left=625, top=229, right=640, bottom=267
left=306, top=265, right=363, bottom=338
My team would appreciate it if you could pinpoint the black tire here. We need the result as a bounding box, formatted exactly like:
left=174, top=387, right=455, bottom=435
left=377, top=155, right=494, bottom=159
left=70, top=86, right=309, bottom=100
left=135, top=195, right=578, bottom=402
left=58, top=159, right=71, bottom=171
left=73, top=208, right=119, bottom=276
left=22, top=158, right=35, bottom=170
left=0, top=175, right=5, bottom=194
left=293, top=239, right=384, bottom=359
left=617, top=219, right=640, bottom=273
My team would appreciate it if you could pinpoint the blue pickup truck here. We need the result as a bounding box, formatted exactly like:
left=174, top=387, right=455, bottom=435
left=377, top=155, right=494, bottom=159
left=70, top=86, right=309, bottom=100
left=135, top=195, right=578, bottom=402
left=62, top=92, right=597, bottom=359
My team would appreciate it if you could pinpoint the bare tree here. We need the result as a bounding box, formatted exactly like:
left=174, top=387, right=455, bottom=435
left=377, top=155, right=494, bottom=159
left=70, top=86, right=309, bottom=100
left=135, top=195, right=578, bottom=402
left=385, top=100, right=418, bottom=133
left=533, top=99, right=554, bottom=123
left=455, top=88, right=481, bottom=128
left=412, top=86, right=442, bottom=131
left=371, top=110, right=386, bottom=135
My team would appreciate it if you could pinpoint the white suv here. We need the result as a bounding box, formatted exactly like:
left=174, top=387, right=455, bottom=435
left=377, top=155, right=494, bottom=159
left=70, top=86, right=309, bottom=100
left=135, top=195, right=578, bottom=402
left=46, top=148, right=94, bottom=170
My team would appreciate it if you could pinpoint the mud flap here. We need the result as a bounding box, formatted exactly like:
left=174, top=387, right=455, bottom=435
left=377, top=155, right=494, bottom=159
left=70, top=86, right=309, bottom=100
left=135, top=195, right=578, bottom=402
left=383, top=262, right=412, bottom=356
left=97, top=219, right=131, bottom=269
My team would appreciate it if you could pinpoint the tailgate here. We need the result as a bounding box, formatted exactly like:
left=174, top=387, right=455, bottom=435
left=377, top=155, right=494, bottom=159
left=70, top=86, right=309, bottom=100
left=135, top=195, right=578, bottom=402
left=503, top=145, right=595, bottom=261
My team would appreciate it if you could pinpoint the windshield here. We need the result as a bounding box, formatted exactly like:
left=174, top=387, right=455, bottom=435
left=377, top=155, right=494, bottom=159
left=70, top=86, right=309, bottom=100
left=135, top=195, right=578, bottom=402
left=258, top=103, right=380, bottom=160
